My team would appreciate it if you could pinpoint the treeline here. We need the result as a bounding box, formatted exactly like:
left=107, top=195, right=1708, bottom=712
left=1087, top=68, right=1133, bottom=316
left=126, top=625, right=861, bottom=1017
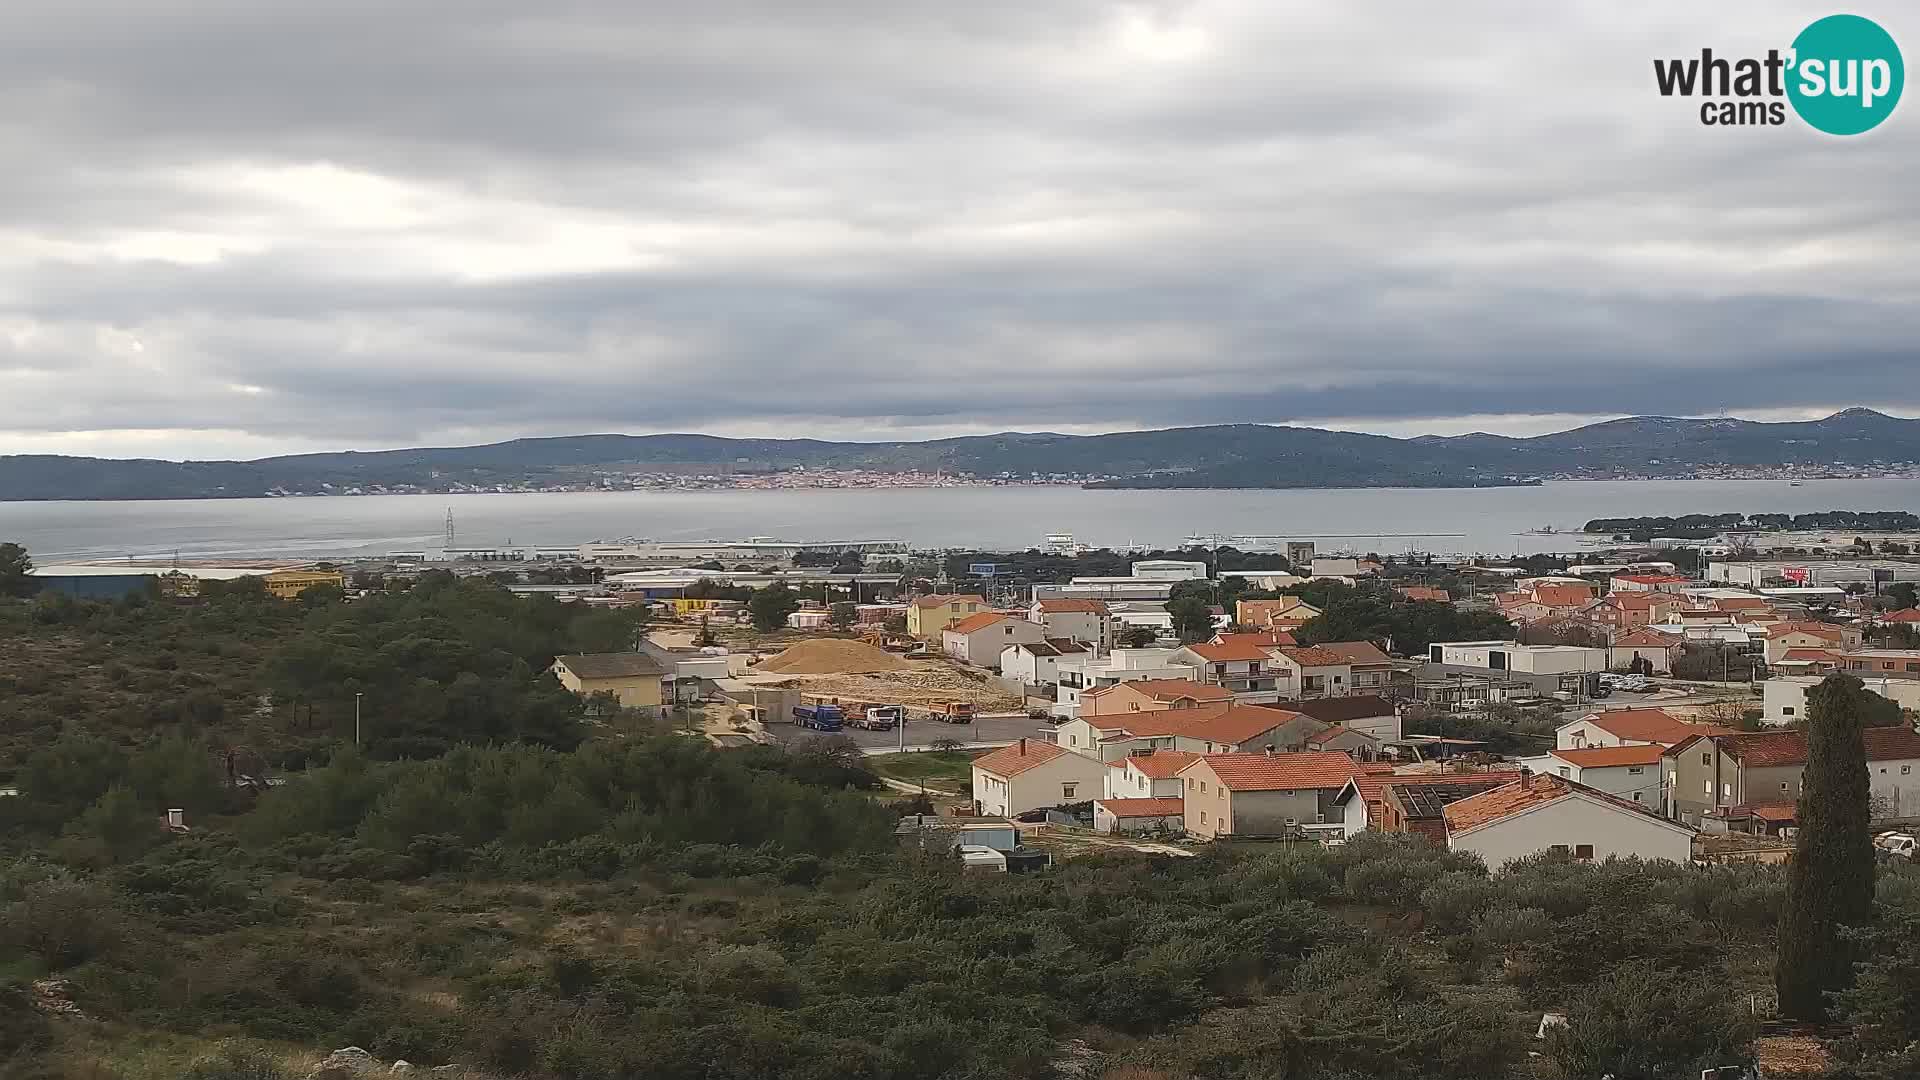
left=1586, top=510, right=1920, bottom=535
left=1, top=567, right=652, bottom=779
left=1286, top=581, right=1514, bottom=654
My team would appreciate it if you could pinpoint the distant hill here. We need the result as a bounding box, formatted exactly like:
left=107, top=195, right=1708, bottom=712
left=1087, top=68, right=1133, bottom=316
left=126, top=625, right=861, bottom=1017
left=3, top=409, right=1918, bottom=500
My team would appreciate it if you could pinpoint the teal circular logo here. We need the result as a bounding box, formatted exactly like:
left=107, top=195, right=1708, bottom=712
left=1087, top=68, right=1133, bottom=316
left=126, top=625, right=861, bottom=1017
left=1787, top=14, right=1904, bottom=135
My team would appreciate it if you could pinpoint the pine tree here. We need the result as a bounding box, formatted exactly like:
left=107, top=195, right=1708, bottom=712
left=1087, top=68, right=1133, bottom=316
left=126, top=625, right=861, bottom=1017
left=1775, top=674, right=1877, bottom=1019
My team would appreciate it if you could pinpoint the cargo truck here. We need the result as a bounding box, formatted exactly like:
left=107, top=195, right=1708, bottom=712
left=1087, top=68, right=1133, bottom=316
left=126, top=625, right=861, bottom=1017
left=793, top=702, right=845, bottom=732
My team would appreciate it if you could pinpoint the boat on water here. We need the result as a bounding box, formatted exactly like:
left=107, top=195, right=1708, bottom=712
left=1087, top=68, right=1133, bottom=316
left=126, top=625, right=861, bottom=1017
left=1788, top=480, right=1804, bottom=487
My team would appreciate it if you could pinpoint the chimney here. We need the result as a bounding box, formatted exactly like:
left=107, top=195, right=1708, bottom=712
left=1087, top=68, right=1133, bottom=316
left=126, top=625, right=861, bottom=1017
left=1018, top=737, right=1027, bottom=755
left=1518, top=765, right=1532, bottom=790
left=166, top=808, right=185, bottom=828
left=1264, top=745, right=1275, bottom=756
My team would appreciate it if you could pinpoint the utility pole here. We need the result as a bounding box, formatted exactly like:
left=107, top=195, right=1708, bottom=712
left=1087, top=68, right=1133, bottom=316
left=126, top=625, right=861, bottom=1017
left=354, top=692, right=364, bottom=746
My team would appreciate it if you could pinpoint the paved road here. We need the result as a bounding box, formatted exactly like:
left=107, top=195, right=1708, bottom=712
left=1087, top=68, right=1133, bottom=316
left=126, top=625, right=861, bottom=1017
left=767, top=712, right=1054, bottom=753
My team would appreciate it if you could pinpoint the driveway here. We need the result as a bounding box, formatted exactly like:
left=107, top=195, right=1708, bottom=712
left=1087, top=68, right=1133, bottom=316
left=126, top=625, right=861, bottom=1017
left=766, top=711, right=1055, bottom=753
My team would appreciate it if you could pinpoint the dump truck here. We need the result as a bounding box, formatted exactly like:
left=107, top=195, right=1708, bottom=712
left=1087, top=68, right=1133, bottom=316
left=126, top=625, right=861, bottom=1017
left=793, top=702, right=845, bottom=732
left=852, top=704, right=904, bottom=731
left=924, top=701, right=974, bottom=725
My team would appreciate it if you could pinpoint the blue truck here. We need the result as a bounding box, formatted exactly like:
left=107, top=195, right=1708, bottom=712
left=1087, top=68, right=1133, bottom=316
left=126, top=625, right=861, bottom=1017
left=793, top=702, right=845, bottom=732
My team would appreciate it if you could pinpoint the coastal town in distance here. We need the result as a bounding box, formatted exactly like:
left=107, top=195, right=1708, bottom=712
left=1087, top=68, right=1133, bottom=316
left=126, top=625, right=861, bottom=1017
left=9, top=2, right=1920, bottom=1077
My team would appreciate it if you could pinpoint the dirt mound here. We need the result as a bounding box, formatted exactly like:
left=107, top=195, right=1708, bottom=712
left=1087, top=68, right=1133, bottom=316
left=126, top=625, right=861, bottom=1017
left=757, top=638, right=909, bottom=675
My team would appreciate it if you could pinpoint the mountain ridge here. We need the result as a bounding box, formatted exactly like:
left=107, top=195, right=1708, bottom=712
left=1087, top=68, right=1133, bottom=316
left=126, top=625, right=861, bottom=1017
left=2, top=409, right=1916, bottom=500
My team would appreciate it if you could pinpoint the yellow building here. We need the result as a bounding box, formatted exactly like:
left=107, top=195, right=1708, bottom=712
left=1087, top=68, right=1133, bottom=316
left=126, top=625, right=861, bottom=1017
left=263, top=568, right=346, bottom=600
left=551, top=652, right=670, bottom=712
left=906, top=593, right=989, bottom=638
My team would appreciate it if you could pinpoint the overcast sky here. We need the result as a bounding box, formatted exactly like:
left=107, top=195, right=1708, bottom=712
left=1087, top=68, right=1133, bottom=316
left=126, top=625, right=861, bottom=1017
left=2, top=1, right=1916, bottom=460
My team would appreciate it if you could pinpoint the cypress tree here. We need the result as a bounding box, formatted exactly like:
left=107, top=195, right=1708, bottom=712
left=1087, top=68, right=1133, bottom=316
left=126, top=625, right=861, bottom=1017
left=1775, top=674, right=1877, bottom=1019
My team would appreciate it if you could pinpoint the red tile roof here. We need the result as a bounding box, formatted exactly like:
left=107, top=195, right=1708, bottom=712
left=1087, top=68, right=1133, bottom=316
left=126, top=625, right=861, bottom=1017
left=1307, top=641, right=1394, bottom=666
left=1398, top=586, right=1451, bottom=603
left=1035, top=599, right=1110, bottom=614
left=1442, top=773, right=1682, bottom=836
left=1766, top=621, right=1846, bottom=640
left=1885, top=608, right=1920, bottom=624
left=1343, top=769, right=1521, bottom=829
left=1083, top=678, right=1231, bottom=703
left=1577, top=708, right=1732, bottom=746
left=1533, top=584, right=1597, bottom=608
left=1185, top=639, right=1274, bottom=662
left=1095, top=796, right=1185, bottom=818
left=1122, top=751, right=1201, bottom=778
left=1778, top=648, right=1844, bottom=664
left=1187, top=751, right=1359, bottom=791
left=1717, top=727, right=1920, bottom=768
left=944, top=612, right=1008, bottom=635
left=1306, top=725, right=1368, bottom=746
left=971, top=739, right=1070, bottom=778
left=1549, top=744, right=1668, bottom=768
left=1280, top=645, right=1352, bottom=667
left=1186, top=705, right=1312, bottom=746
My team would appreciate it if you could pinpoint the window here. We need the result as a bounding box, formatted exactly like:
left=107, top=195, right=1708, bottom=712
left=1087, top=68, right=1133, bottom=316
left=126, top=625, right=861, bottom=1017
left=1069, top=735, right=1078, bottom=746
left=1199, top=810, right=1207, bottom=824
left=1285, top=817, right=1297, bottom=827
left=1628, top=766, right=1644, bottom=775
left=1186, top=777, right=1194, bottom=791
left=1200, top=781, right=1208, bottom=793
left=1062, top=784, right=1077, bottom=799
left=1632, top=792, right=1642, bottom=802
left=1557, top=766, right=1570, bottom=778
left=1782, top=707, right=1795, bottom=717
left=1550, top=844, right=1569, bottom=855
left=1575, top=844, right=1594, bottom=861
left=1702, top=752, right=1711, bottom=766
left=1780, top=781, right=1790, bottom=792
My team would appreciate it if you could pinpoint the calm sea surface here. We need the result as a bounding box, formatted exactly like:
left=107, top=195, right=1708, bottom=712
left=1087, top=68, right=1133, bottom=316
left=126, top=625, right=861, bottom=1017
left=2, top=479, right=1918, bottom=563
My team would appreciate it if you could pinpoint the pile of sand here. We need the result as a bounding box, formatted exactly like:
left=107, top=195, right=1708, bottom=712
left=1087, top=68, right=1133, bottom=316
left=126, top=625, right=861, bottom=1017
left=757, top=638, right=910, bottom=675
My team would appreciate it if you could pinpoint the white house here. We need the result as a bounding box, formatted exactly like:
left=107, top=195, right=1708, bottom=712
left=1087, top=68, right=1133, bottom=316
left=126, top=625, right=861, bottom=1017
left=1429, top=641, right=1609, bottom=675
left=1442, top=772, right=1696, bottom=869
left=1607, top=628, right=1684, bottom=675
left=970, top=738, right=1110, bottom=817
left=1102, top=750, right=1200, bottom=799
left=1763, top=674, right=1920, bottom=726
left=1028, top=599, right=1114, bottom=651
left=1554, top=708, right=1716, bottom=751
left=1093, top=797, right=1186, bottom=835
left=942, top=613, right=1046, bottom=670
left=1517, top=744, right=1666, bottom=807
left=999, top=639, right=1088, bottom=691
left=1053, top=647, right=1201, bottom=717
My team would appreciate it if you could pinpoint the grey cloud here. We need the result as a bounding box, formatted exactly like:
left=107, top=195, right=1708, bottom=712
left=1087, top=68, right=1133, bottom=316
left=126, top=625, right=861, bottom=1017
left=1, top=0, right=1917, bottom=455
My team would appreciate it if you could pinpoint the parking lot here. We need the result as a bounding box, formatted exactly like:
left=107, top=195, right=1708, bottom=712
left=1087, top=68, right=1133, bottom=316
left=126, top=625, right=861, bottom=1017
left=766, top=711, right=1051, bottom=753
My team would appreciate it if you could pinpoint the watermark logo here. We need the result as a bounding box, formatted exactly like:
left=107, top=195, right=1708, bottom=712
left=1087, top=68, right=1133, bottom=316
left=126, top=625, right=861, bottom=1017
left=1654, top=13, right=1903, bottom=134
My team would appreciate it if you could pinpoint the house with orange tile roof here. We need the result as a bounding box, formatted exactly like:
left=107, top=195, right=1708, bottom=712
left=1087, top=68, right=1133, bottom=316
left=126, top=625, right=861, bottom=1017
left=1235, top=597, right=1321, bottom=631
left=1058, top=703, right=1334, bottom=762
left=1331, top=768, right=1522, bottom=840
left=1028, top=598, right=1115, bottom=651
left=1582, top=591, right=1685, bottom=632
left=1396, top=585, right=1452, bottom=604
left=1517, top=743, right=1666, bottom=807
left=1270, top=645, right=1356, bottom=699
left=1103, top=750, right=1201, bottom=800
left=1172, top=638, right=1286, bottom=700
left=971, top=737, right=1110, bottom=817
left=1554, top=707, right=1732, bottom=751
left=1840, top=648, right=1920, bottom=681
left=1177, top=752, right=1360, bottom=838
left=1442, top=771, right=1695, bottom=868
left=1303, top=640, right=1397, bottom=692
left=1665, top=726, right=1920, bottom=825
left=941, top=612, right=1045, bottom=669
left=906, top=593, right=989, bottom=638
left=1881, top=607, right=1920, bottom=626
left=1770, top=647, right=1844, bottom=676
left=1092, top=796, right=1187, bottom=835
left=1079, top=678, right=1231, bottom=718
left=1762, top=620, right=1860, bottom=664
left=1607, top=627, right=1684, bottom=674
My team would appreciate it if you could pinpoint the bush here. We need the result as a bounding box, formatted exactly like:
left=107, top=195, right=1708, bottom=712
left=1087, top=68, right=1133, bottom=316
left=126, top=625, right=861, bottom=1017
left=1545, top=961, right=1753, bottom=1079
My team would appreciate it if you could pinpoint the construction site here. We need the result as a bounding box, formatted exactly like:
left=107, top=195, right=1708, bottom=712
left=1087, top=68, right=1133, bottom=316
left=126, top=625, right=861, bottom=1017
left=723, top=638, right=1023, bottom=717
